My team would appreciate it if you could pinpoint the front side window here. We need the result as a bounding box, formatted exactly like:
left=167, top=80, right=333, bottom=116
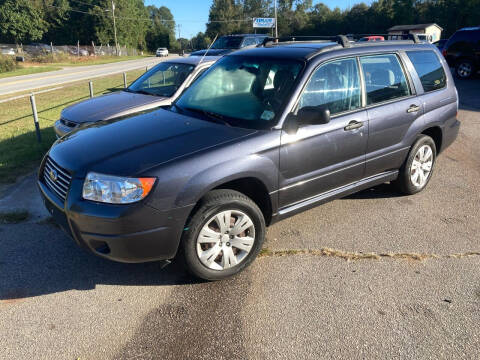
left=128, top=62, right=195, bottom=97
left=242, top=37, right=257, bottom=47
left=407, top=51, right=446, bottom=92
left=360, top=54, right=410, bottom=105
left=176, top=56, right=303, bottom=129
left=298, top=57, right=361, bottom=115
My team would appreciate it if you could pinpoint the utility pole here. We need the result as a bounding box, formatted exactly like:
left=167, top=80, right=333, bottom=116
left=177, top=24, right=181, bottom=40
left=274, top=0, right=278, bottom=38
left=111, top=0, right=119, bottom=55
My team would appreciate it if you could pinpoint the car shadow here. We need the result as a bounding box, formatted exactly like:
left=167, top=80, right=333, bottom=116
left=343, top=183, right=403, bottom=200
left=0, top=222, right=200, bottom=301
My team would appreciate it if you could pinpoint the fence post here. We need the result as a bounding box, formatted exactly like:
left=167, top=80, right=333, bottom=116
left=77, top=40, right=80, bottom=58
left=50, top=42, right=54, bottom=54
left=89, top=81, right=93, bottom=98
left=123, top=72, right=127, bottom=88
left=30, top=94, right=41, bottom=143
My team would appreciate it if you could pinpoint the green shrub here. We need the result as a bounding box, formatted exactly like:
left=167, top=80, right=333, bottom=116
left=0, top=55, right=17, bottom=73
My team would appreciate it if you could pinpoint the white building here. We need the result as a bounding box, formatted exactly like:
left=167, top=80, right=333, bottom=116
left=387, top=23, right=443, bottom=43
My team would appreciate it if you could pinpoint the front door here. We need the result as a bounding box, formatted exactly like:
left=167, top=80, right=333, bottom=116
left=278, top=57, right=368, bottom=209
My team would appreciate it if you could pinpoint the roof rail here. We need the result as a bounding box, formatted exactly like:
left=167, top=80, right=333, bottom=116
left=351, top=33, right=421, bottom=43
left=260, top=35, right=351, bottom=48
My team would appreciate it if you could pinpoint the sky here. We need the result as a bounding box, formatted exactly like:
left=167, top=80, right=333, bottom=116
left=145, top=0, right=374, bottom=39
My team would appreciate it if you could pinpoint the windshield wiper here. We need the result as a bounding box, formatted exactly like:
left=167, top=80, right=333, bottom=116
left=124, top=88, right=155, bottom=96
left=184, top=107, right=231, bottom=127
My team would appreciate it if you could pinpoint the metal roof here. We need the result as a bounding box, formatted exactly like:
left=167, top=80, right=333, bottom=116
left=388, top=23, right=443, bottom=31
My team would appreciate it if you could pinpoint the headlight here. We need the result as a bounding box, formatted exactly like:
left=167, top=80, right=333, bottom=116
left=82, top=172, right=156, bottom=204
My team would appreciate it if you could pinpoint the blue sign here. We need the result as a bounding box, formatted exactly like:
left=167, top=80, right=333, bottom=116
left=253, top=18, right=275, bottom=28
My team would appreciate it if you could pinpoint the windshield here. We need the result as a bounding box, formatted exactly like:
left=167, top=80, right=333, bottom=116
left=211, top=37, right=244, bottom=49
left=128, top=62, right=195, bottom=97
left=176, top=55, right=303, bottom=129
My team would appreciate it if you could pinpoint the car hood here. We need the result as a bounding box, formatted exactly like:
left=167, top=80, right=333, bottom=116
left=61, top=91, right=169, bottom=124
left=49, top=108, right=256, bottom=177
left=190, top=49, right=234, bottom=56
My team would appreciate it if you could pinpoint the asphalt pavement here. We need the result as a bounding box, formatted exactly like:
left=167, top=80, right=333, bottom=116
left=0, top=79, right=479, bottom=359
left=0, top=56, right=175, bottom=96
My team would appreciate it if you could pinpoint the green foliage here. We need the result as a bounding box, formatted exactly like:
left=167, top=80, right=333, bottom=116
left=0, top=55, right=17, bottom=73
left=205, top=0, right=480, bottom=39
left=0, top=0, right=47, bottom=42
left=145, top=5, right=176, bottom=51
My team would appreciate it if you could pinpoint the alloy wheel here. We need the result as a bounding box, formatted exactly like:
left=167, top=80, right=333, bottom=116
left=457, top=62, right=472, bottom=78
left=410, top=145, right=433, bottom=188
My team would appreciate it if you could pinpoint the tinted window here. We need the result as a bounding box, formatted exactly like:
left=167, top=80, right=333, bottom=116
left=407, top=51, right=446, bottom=92
left=211, top=37, right=243, bottom=49
left=242, top=38, right=257, bottom=47
left=298, top=58, right=361, bottom=115
left=360, top=54, right=410, bottom=105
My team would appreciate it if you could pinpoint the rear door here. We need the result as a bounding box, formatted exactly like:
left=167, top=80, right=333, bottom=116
left=359, top=53, right=422, bottom=178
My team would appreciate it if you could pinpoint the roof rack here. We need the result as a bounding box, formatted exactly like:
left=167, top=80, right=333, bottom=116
left=260, top=33, right=420, bottom=48
left=261, top=35, right=351, bottom=48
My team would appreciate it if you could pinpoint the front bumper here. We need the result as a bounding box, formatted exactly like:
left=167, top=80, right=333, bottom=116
left=38, top=176, right=192, bottom=263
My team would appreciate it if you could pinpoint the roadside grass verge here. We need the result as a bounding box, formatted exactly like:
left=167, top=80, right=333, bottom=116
left=0, top=66, right=61, bottom=79
left=53, top=55, right=151, bottom=67
left=0, top=210, right=29, bottom=224
left=0, top=68, right=145, bottom=184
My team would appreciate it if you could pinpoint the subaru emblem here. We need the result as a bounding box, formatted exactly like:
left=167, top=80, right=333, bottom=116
left=49, top=169, right=58, bottom=182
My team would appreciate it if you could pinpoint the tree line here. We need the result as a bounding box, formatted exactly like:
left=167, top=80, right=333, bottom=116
left=192, top=0, right=480, bottom=48
left=1, top=0, right=479, bottom=51
left=0, top=0, right=179, bottom=51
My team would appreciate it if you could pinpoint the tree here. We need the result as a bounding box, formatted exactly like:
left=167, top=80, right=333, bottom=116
left=0, top=0, right=47, bottom=43
left=145, top=5, right=176, bottom=51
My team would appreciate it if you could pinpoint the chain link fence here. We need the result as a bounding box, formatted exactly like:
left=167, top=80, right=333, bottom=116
left=1, top=43, right=140, bottom=60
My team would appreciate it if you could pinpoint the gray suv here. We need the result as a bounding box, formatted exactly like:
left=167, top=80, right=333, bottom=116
left=39, top=35, right=459, bottom=281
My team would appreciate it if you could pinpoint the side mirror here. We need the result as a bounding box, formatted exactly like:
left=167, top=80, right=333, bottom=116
left=297, top=106, right=331, bottom=125
left=284, top=106, right=331, bottom=135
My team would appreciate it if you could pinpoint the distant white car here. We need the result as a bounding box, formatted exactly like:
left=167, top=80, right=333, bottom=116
left=1, top=48, right=15, bottom=56
left=156, top=47, right=169, bottom=57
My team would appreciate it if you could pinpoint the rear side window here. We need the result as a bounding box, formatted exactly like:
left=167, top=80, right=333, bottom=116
left=360, top=54, right=410, bottom=105
left=407, top=51, right=446, bottom=92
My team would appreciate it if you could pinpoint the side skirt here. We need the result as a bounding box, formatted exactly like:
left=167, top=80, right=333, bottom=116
left=272, top=170, right=399, bottom=223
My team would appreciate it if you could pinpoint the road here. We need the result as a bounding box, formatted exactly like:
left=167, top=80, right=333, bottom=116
left=0, top=79, right=479, bottom=359
left=0, top=56, right=175, bottom=96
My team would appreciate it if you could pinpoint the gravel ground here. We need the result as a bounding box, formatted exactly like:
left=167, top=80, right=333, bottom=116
left=0, top=78, right=479, bottom=360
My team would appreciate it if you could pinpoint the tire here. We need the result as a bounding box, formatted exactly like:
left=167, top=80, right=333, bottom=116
left=181, top=189, right=266, bottom=281
left=394, top=135, right=437, bottom=195
left=456, top=59, right=475, bottom=79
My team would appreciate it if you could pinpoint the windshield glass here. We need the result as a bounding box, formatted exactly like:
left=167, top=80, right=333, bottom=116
left=211, top=37, right=243, bottom=49
left=176, top=55, right=303, bottom=129
left=128, top=62, right=195, bottom=97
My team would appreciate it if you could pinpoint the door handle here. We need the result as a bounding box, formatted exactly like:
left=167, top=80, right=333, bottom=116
left=344, top=120, right=363, bottom=131
left=407, top=105, right=421, bottom=113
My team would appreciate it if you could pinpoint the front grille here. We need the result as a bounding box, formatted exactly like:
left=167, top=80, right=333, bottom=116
left=43, top=157, right=72, bottom=202
left=60, top=118, right=77, bottom=128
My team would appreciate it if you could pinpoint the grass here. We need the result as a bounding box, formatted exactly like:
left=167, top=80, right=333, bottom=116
left=0, top=66, right=61, bottom=79
left=0, top=68, right=145, bottom=183
left=0, top=210, right=29, bottom=224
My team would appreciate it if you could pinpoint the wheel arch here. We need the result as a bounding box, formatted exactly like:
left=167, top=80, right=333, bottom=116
left=421, top=126, right=443, bottom=154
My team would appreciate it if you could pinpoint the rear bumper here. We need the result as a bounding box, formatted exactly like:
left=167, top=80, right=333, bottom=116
left=38, top=177, right=192, bottom=263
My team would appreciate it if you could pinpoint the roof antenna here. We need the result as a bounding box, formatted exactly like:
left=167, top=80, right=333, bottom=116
left=199, top=33, right=218, bottom=65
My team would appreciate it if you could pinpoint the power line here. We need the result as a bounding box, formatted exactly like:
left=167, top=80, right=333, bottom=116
left=46, top=4, right=252, bottom=23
